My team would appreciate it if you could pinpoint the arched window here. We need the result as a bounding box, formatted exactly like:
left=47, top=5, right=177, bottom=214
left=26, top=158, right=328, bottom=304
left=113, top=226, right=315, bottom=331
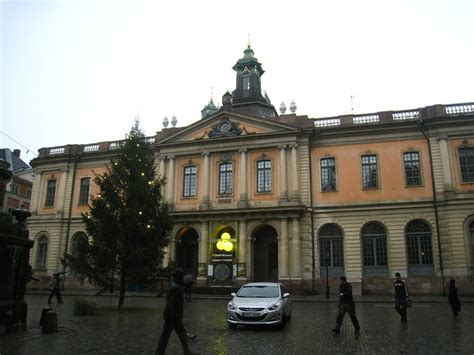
left=406, top=220, right=434, bottom=275
left=362, top=222, right=388, bottom=276
left=36, top=236, right=48, bottom=270
left=71, top=232, right=88, bottom=276
left=319, top=224, right=344, bottom=278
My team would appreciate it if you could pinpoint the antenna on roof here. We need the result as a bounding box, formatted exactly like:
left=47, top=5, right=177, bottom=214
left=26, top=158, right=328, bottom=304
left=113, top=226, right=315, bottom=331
left=350, top=89, right=355, bottom=113
left=211, top=86, right=214, bottom=101
left=248, top=33, right=250, bottom=47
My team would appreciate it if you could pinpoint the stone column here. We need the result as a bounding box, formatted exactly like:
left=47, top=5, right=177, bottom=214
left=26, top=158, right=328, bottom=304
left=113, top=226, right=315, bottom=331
left=246, top=236, right=253, bottom=281
left=279, top=218, right=289, bottom=279
left=278, top=145, right=288, bottom=203
left=238, top=149, right=248, bottom=208
left=437, top=135, right=453, bottom=191
left=290, top=217, right=302, bottom=279
left=159, top=156, right=166, bottom=178
left=198, top=221, right=209, bottom=284
left=290, top=145, right=300, bottom=201
left=238, top=220, right=247, bottom=279
left=165, top=155, right=175, bottom=205
left=200, top=151, right=210, bottom=209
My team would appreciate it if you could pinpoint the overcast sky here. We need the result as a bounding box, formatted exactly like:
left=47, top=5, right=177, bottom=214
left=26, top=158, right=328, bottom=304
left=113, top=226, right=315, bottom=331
left=1, top=0, right=473, bottom=164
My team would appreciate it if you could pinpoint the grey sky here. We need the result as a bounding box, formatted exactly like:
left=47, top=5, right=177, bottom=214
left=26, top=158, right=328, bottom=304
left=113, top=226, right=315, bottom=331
left=1, top=0, right=473, bottom=164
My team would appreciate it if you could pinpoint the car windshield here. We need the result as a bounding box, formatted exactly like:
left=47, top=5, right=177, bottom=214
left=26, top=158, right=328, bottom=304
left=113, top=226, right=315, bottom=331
left=237, top=285, right=280, bottom=298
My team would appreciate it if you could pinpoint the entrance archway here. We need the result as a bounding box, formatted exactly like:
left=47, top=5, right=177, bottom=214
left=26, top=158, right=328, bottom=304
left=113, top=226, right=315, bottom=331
left=175, top=227, right=199, bottom=276
left=253, top=225, right=278, bottom=282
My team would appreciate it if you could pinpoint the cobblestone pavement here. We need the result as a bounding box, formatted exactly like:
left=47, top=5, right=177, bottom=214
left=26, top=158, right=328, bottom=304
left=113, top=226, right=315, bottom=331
left=1, top=294, right=474, bottom=354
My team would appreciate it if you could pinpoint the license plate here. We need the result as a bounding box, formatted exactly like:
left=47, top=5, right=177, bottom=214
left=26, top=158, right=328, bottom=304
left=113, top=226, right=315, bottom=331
left=243, top=312, right=260, bottom=317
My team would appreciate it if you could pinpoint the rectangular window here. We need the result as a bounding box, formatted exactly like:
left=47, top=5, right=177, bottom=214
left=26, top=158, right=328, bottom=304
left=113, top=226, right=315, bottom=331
left=219, top=163, right=233, bottom=195
left=10, top=183, right=19, bottom=195
left=320, top=158, right=336, bottom=191
left=26, top=189, right=32, bottom=199
left=257, top=160, right=272, bottom=193
left=44, top=179, right=57, bottom=207
left=78, top=177, right=90, bottom=205
left=459, top=147, right=474, bottom=183
left=183, top=166, right=197, bottom=197
left=404, top=152, right=422, bottom=186
left=361, top=155, right=378, bottom=188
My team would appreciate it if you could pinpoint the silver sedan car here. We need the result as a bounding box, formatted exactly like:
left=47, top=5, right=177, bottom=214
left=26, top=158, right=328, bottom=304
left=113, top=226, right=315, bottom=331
left=227, top=282, right=292, bottom=329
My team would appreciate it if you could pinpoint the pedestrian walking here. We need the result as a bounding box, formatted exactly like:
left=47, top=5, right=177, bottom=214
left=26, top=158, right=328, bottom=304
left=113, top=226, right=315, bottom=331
left=332, top=276, right=360, bottom=334
left=48, top=272, right=65, bottom=305
left=394, top=272, right=408, bottom=323
left=448, top=279, right=461, bottom=316
left=183, top=273, right=195, bottom=303
left=156, top=268, right=197, bottom=355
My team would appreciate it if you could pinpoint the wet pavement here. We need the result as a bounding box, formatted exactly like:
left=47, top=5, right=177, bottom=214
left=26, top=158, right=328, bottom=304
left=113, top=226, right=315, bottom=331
left=1, top=294, right=474, bottom=354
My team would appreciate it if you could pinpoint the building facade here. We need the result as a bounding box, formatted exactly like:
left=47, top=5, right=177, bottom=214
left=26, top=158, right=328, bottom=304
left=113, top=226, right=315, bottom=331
left=0, top=149, right=33, bottom=212
left=27, top=47, right=474, bottom=294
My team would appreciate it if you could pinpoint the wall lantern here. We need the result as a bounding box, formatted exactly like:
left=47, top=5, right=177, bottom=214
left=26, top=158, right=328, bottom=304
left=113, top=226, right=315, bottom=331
left=216, top=232, right=234, bottom=252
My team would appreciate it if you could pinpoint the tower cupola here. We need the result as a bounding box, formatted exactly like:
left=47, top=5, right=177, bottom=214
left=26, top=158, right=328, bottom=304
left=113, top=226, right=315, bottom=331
left=231, top=45, right=277, bottom=118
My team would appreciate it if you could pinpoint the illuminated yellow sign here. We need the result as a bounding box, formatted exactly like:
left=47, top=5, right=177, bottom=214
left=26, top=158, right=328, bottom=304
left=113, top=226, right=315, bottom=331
left=216, top=232, right=234, bottom=252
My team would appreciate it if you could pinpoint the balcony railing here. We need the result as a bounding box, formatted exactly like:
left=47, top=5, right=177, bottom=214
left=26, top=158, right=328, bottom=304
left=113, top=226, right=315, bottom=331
left=446, top=104, right=474, bottom=115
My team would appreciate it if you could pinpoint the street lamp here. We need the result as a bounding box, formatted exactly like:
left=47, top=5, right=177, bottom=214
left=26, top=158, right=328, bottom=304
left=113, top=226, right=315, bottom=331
left=324, top=248, right=330, bottom=299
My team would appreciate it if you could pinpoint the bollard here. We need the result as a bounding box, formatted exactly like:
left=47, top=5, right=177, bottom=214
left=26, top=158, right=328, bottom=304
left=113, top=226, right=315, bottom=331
left=39, top=308, right=51, bottom=327
left=41, top=311, right=58, bottom=334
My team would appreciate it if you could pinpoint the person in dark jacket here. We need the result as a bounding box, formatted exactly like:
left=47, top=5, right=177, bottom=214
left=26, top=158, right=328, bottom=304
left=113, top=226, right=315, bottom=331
left=47, top=272, right=65, bottom=305
left=156, top=268, right=196, bottom=355
left=183, top=273, right=194, bottom=303
left=332, top=276, right=360, bottom=334
left=448, top=279, right=461, bottom=316
left=394, top=272, right=408, bottom=322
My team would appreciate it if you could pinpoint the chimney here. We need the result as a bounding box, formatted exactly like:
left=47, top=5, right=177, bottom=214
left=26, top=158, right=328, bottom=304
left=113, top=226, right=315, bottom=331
left=13, top=149, right=21, bottom=158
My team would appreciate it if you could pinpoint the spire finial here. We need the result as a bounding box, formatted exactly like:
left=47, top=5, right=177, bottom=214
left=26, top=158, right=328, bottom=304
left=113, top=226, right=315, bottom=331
left=210, top=86, right=214, bottom=102
left=247, top=33, right=250, bottom=48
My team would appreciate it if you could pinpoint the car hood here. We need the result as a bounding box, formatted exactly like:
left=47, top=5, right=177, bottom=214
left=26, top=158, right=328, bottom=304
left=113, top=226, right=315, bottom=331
left=231, top=297, right=280, bottom=308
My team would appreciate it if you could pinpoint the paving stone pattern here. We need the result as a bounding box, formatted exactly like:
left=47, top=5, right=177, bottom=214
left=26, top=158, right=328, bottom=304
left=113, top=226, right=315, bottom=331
left=1, top=295, right=473, bottom=354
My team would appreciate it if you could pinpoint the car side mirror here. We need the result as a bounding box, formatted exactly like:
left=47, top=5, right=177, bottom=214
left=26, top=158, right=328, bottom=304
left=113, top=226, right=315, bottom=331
left=283, top=293, right=290, bottom=298
left=231, top=292, right=236, bottom=297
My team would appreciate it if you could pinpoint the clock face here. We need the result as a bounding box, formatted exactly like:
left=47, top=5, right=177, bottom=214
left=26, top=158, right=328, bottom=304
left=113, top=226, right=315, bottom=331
left=219, top=121, right=232, bottom=133
left=214, top=263, right=231, bottom=281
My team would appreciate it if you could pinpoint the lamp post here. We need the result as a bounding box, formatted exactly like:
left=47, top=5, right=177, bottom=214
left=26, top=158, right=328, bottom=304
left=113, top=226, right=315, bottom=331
left=324, top=249, right=330, bottom=299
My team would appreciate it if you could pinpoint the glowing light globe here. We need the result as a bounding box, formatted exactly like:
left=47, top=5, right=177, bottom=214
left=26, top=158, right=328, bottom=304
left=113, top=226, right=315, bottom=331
left=223, top=241, right=233, bottom=252
left=221, top=232, right=231, bottom=240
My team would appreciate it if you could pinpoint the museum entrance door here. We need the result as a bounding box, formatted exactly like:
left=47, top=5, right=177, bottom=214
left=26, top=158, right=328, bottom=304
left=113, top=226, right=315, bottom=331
left=253, top=225, right=278, bottom=282
left=175, top=227, right=198, bottom=276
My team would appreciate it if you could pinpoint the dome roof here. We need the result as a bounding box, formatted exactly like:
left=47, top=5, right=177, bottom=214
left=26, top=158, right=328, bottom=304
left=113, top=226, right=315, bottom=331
left=201, top=98, right=219, bottom=119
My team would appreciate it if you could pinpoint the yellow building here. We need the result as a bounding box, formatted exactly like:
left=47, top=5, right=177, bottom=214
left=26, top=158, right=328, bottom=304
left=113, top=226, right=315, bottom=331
left=28, top=46, right=474, bottom=294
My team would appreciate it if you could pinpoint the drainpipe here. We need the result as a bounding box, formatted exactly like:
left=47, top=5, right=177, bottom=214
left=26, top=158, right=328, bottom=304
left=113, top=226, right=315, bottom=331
left=418, top=121, right=446, bottom=296
left=308, top=128, right=320, bottom=294
left=63, top=147, right=79, bottom=274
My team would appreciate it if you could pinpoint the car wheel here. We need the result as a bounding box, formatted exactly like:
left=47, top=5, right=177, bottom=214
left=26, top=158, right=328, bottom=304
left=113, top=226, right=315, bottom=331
left=278, top=314, right=287, bottom=330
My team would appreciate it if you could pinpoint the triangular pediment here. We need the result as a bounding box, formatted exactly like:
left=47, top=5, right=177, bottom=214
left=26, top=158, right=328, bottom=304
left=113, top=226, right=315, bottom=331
left=157, top=111, right=298, bottom=144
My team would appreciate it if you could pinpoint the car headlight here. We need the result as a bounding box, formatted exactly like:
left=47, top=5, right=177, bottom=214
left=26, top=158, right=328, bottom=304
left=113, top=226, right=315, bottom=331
left=267, top=302, right=281, bottom=311
left=228, top=302, right=237, bottom=311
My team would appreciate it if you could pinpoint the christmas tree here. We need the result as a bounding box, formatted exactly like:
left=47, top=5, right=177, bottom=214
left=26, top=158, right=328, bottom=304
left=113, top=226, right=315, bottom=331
left=66, top=121, right=171, bottom=309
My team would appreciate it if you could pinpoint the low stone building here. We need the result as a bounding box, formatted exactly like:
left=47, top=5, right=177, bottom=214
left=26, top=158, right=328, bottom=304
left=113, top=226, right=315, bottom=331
left=27, top=46, right=474, bottom=294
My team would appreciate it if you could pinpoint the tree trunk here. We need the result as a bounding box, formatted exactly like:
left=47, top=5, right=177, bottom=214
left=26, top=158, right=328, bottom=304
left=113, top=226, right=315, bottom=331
left=118, top=270, right=126, bottom=310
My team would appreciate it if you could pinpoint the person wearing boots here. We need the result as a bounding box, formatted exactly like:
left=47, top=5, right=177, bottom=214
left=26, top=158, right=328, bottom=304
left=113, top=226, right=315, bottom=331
left=394, top=272, right=408, bottom=322
left=332, top=276, right=360, bottom=334
left=47, top=272, right=65, bottom=305
left=156, top=268, right=197, bottom=355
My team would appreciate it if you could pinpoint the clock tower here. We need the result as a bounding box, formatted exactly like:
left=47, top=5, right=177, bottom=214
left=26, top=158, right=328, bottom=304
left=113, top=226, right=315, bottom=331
left=231, top=45, right=277, bottom=118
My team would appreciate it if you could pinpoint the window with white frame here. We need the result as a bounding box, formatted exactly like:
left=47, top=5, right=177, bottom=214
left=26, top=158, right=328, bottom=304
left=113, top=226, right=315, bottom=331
left=404, top=152, right=422, bottom=186
left=319, top=224, right=344, bottom=278
left=459, top=147, right=474, bottom=183
left=36, top=236, right=48, bottom=269
left=78, top=177, right=90, bottom=205
left=218, top=162, right=233, bottom=195
left=256, top=159, right=272, bottom=193
left=361, top=155, right=378, bottom=188
left=320, top=157, right=336, bottom=191
left=406, top=220, right=434, bottom=276
left=45, top=179, right=57, bottom=207
left=183, top=166, right=197, bottom=197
